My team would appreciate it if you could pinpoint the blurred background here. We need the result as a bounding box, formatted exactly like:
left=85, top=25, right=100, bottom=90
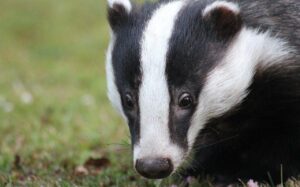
left=3, top=1, right=296, bottom=186
left=0, top=0, right=160, bottom=186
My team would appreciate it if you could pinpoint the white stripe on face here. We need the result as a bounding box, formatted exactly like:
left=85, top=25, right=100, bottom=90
left=187, top=28, right=292, bottom=151
left=134, top=1, right=185, bottom=169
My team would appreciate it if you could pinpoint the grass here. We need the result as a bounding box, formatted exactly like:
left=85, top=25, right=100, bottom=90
left=0, top=0, right=299, bottom=186
left=0, top=0, right=156, bottom=186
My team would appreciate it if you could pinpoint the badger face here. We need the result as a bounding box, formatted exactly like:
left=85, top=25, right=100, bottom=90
left=106, top=0, right=291, bottom=179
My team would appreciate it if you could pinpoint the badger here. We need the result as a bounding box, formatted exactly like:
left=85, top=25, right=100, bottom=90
left=105, top=0, right=300, bottom=184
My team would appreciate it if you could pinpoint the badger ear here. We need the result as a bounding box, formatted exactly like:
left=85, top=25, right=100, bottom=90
left=203, top=1, right=242, bottom=39
left=107, top=0, right=132, bottom=29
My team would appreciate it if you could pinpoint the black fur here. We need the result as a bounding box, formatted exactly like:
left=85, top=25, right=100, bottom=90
left=169, top=0, right=300, bottom=184
left=108, top=3, right=129, bottom=29
left=107, top=0, right=300, bottom=184
left=183, top=62, right=300, bottom=185
left=175, top=0, right=300, bottom=184
left=239, top=0, right=300, bottom=52
left=166, top=0, right=234, bottom=152
left=109, top=2, right=159, bottom=145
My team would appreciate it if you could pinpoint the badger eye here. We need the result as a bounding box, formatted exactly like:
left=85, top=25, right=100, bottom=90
left=178, top=93, right=193, bottom=109
left=124, top=93, right=134, bottom=109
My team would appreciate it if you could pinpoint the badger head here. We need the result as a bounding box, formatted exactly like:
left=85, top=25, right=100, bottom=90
left=106, top=0, right=291, bottom=179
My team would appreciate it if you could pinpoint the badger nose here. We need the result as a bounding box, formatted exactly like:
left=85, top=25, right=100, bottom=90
left=135, top=157, right=173, bottom=179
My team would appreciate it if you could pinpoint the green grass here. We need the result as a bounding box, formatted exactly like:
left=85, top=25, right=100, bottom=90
left=0, top=0, right=299, bottom=186
left=0, top=0, right=156, bottom=186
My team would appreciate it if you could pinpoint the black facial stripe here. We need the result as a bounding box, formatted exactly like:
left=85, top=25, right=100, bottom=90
left=113, top=25, right=141, bottom=144
left=168, top=88, right=199, bottom=150
left=111, top=3, right=159, bottom=145
left=165, top=1, right=230, bottom=149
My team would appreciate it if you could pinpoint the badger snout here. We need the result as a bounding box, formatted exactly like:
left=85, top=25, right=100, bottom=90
left=135, top=157, right=173, bottom=179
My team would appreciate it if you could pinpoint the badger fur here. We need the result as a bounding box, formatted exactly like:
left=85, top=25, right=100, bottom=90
left=105, top=0, right=300, bottom=184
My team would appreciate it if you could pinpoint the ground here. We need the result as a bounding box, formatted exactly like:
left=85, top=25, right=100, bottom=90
left=0, top=0, right=152, bottom=186
left=0, top=0, right=299, bottom=186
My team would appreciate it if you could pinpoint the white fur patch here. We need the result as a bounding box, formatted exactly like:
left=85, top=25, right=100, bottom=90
left=134, top=1, right=185, bottom=169
left=187, top=28, right=292, bottom=151
left=203, top=1, right=240, bottom=17
left=108, top=0, right=132, bottom=14
left=106, top=34, right=127, bottom=121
